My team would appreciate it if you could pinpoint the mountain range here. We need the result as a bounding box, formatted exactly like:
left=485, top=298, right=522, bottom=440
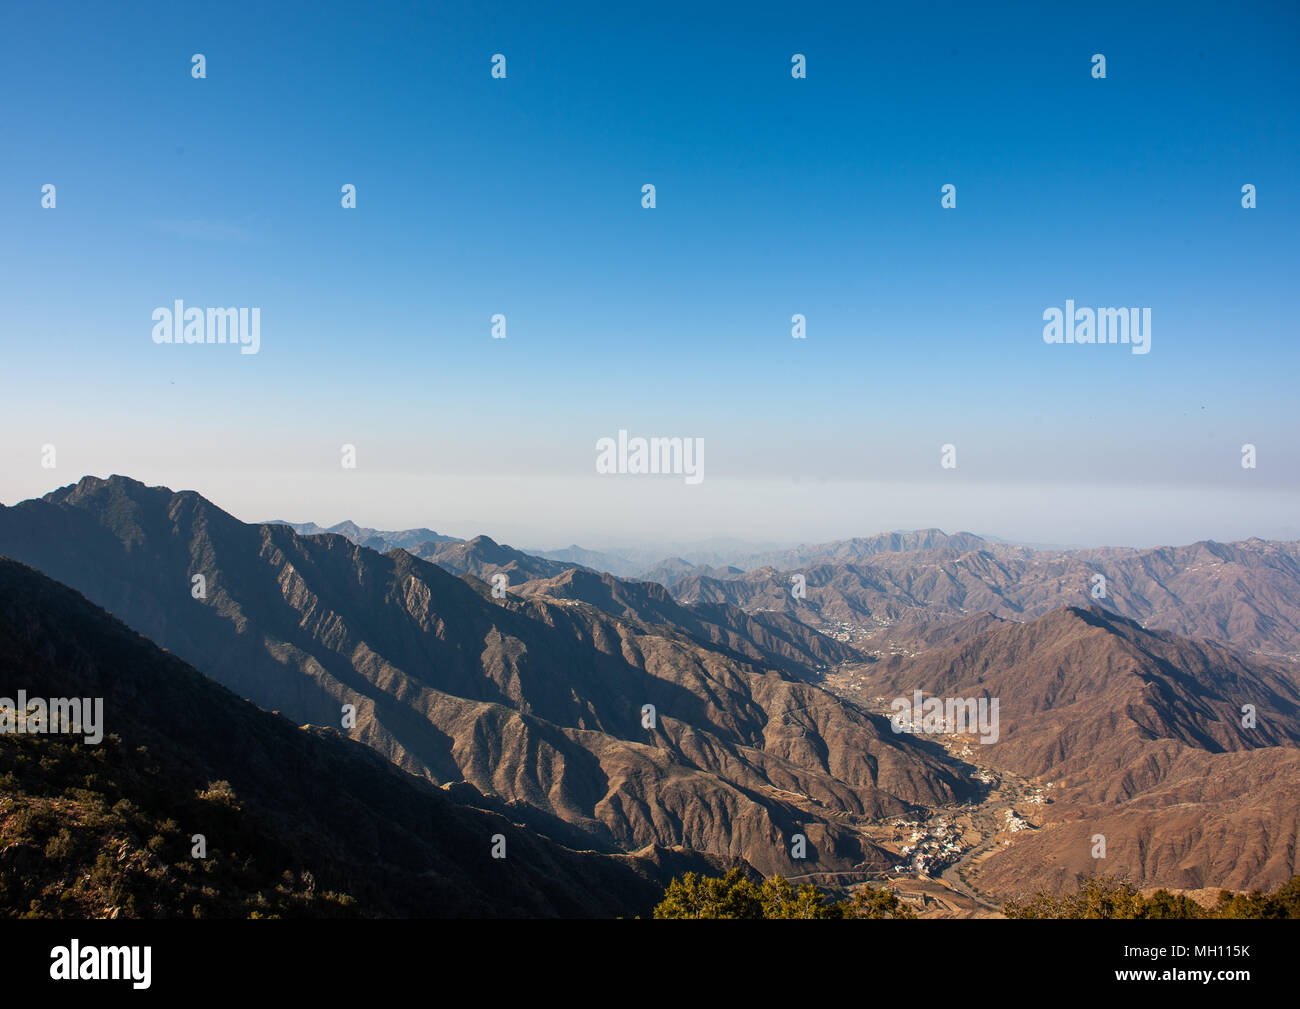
left=667, top=538, right=1300, bottom=662
left=267, top=521, right=1300, bottom=662
left=4, top=474, right=1299, bottom=913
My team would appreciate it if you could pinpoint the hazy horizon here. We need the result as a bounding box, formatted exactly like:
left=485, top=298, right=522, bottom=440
left=6, top=470, right=1299, bottom=554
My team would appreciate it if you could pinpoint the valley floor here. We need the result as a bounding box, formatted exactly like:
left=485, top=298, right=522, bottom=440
left=821, top=664, right=1054, bottom=918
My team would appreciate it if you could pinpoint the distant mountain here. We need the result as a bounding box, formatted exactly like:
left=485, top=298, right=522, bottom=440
left=730, top=530, right=993, bottom=571
left=670, top=539, right=1300, bottom=660
left=456, top=530, right=1009, bottom=584
left=532, top=531, right=985, bottom=579
left=408, top=535, right=580, bottom=583
left=637, top=558, right=746, bottom=587
left=856, top=606, right=1300, bottom=897
left=270, top=520, right=461, bottom=552
left=0, top=476, right=976, bottom=877
left=280, top=526, right=592, bottom=587
left=529, top=545, right=643, bottom=578
left=0, top=557, right=713, bottom=918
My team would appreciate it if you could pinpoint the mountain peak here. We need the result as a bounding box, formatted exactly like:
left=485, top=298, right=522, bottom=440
left=43, top=473, right=142, bottom=502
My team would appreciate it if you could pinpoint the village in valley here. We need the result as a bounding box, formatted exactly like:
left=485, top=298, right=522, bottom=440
left=813, top=663, right=1054, bottom=917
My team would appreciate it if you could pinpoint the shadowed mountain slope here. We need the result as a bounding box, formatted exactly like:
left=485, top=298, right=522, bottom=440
left=0, top=558, right=711, bottom=918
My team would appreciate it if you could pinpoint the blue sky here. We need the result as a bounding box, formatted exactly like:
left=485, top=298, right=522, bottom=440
left=2, top=0, right=1298, bottom=547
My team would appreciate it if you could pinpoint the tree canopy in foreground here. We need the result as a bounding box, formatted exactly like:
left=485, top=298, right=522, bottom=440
left=652, top=869, right=915, bottom=919
left=652, top=869, right=1300, bottom=919
left=1004, top=874, right=1300, bottom=919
